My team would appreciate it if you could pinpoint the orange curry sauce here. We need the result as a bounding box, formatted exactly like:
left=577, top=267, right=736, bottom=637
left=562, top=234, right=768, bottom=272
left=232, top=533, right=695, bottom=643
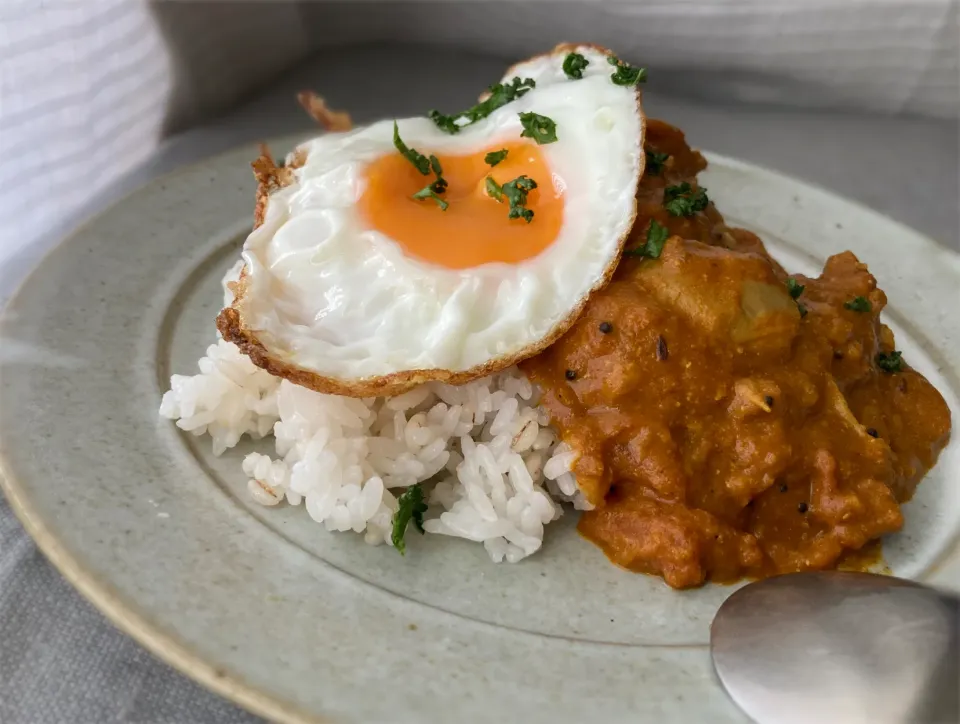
left=521, top=120, right=952, bottom=589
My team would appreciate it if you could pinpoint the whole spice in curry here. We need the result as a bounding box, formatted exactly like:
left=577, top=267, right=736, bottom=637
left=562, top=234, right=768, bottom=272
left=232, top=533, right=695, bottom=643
left=655, top=335, right=668, bottom=361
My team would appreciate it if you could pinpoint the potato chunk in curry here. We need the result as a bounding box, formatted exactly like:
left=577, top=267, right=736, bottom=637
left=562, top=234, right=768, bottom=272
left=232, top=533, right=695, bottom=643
left=522, top=120, right=951, bottom=589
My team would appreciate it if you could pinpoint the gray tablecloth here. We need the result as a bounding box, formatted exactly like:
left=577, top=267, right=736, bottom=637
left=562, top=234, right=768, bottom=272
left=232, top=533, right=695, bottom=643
left=1, top=45, right=957, bottom=724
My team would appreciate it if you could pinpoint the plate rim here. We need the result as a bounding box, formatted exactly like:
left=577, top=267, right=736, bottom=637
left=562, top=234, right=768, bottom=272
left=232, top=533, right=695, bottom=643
left=1, top=140, right=958, bottom=724
left=0, top=139, right=323, bottom=724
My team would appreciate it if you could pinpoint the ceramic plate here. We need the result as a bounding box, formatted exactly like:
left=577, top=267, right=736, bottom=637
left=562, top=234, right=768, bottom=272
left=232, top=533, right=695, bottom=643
left=2, top=140, right=958, bottom=724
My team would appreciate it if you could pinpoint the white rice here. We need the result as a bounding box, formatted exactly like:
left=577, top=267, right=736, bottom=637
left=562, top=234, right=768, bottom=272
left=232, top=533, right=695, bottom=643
left=160, top=331, right=587, bottom=563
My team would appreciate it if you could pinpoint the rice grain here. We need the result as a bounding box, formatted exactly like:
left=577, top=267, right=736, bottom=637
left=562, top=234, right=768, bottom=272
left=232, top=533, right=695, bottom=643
left=160, top=329, right=589, bottom=562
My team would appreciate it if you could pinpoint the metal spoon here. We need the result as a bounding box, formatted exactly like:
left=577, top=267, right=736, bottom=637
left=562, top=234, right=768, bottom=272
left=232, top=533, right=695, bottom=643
left=711, top=572, right=959, bottom=724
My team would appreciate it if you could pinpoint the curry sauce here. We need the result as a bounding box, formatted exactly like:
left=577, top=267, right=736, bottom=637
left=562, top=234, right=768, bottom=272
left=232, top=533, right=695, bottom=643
left=521, top=120, right=952, bottom=588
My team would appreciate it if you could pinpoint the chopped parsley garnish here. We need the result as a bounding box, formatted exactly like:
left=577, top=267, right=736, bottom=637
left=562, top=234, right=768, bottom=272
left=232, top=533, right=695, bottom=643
left=392, top=121, right=430, bottom=175
left=645, top=150, right=670, bottom=176
left=504, top=176, right=538, bottom=222
left=487, top=175, right=538, bottom=222
left=411, top=153, right=449, bottom=209
left=429, top=76, right=536, bottom=134
left=485, top=176, right=503, bottom=202
left=624, top=219, right=669, bottom=259
left=427, top=110, right=460, bottom=134
left=844, top=296, right=872, bottom=313
left=789, top=278, right=809, bottom=318
left=607, top=55, right=647, bottom=86
left=663, top=182, right=709, bottom=217
left=391, top=484, right=428, bottom=555
left=518, top=112, right=558, bottom=144
left=484, top=149, right=509, bottom=166
left=562, top=52, right=589, bottom=79
left=412, top=185, right=449, bottom=210
left=876, top=350, right=904, bottom=373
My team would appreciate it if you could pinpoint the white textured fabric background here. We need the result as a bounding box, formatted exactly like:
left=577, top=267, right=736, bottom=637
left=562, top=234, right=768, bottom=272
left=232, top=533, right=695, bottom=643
left=0, top=2, right=958, bottom=723
left=1, top=0, right=957, bottom=268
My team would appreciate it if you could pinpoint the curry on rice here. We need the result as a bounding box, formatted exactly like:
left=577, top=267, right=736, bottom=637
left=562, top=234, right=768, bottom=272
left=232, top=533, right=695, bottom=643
left=164, top=46, right=953, bottom=584
left=522, top=120, right=952, bottom=588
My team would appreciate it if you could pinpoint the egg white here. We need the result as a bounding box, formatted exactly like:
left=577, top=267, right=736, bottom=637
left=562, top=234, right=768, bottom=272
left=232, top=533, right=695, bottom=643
left=232, top=46, right=643, bottom=383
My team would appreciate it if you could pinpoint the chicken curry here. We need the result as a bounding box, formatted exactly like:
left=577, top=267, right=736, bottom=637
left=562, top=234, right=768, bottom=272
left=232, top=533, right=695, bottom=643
left=522, top=120, right=952, bottom=588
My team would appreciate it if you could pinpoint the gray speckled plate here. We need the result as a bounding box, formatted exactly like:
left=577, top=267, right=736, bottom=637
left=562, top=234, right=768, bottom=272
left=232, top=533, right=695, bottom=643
left=1, top=141, right=958, bottom=724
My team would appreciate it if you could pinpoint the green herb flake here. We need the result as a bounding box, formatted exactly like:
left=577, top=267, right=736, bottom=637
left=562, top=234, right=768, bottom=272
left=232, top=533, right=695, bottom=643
left=663, top=182, right=709, bottom=217
left=607, top=55, right=648, bottom=86
left=484, top=149, right=509, bottom=167
left=409, top=153, right=449, bottom=209
left=391, top=484, right=428, bottom=555
left=427, top=110, right=460, bottom=134
left=504, top=175, right=538, bottom=222
left=876, top=350, right=904, bottom=373
left=488, top=175, right=538, bottom=222
left=643, top=219, right=669, bottom=258
left=392, top=121, right=430, bottom=175
left=518, top=112, right=558, bottom=144
left=485, top=176, right=503, bottom=201
left=562, top=52, right=589, bottom=79
left=509, top=207, right=534, bottom=223
left=645, top=151, right=670, bottom=176
left=625, top=219, right=670, bottom=259
left=786, top=278, right=805, bottom=300
left=844, top=296, right=872, bottom=313
left=429, top=76, right=536, bottom=134
left=412, top=185, right=449, bottom=210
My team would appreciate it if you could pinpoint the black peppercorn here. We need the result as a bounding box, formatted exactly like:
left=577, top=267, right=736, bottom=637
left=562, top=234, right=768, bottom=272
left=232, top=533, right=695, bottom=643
left=565, top=369, right=577, bottom=381
left=866, top=428, right=878, bottom=438
left=655, top=335, right=668, bottom=361
left=798, top=502, right=809, bottom=514
left=599, top=322, right=613, bottom=334
left=779, top=484, right=788, bottom=493
left=764, top=395, right=774, bottom=408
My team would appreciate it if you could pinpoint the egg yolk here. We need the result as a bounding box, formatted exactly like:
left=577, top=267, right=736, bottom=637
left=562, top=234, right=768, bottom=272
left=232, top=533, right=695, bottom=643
left=359, top=141, right=563, bottom=269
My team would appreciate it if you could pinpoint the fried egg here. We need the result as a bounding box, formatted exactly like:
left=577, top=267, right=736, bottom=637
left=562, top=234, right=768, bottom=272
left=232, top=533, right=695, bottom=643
left=219, top=44, right=645, bottom=396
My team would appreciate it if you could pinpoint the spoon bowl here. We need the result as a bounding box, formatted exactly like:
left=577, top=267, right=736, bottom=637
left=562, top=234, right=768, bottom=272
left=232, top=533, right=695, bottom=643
left=710, top=572, right=959, bottom=724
